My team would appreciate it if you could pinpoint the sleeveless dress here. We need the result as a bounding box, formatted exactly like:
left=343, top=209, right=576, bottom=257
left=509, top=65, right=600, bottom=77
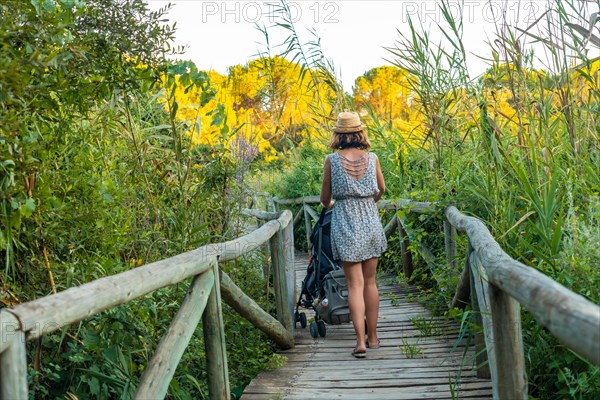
left=329, top=152, right=387, bottom=263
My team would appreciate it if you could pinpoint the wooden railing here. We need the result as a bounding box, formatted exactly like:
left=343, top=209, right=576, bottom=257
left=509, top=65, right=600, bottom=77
left=0, top=210, right=296, bottom=400
left=266, top=195, right=431, bottom=277
left=445, top=206, right=600, bottom=399
left=267, top=195, right=600, bottom=400
left=2, top=194, right=598, bottom=400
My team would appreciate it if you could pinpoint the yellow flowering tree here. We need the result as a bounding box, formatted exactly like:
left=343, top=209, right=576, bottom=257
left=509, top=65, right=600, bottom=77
left=163, top=56, right=338, bottom=164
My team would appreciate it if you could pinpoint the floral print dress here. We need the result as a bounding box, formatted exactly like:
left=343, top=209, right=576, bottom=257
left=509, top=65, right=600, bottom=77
left=329, top=152, right=387, bottom=263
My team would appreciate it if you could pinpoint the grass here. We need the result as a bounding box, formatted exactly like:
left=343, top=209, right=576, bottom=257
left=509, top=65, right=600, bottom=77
left=398, top=339, right=425, bottom=359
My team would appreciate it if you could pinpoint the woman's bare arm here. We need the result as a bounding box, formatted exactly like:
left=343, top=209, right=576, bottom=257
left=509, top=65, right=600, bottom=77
left=374, top=155, right=386, bottom=203
left=320, top=155, right=333, bottom=208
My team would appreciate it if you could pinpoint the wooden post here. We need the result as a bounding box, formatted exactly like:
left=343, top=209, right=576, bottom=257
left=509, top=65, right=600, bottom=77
left=270, top=227, right=294, bottom=335
left=303, top=204, right=318, bottom=221
left=444, top=219, right=458, bottom=270
left=292, top=207, right=303, bottom=229
left=450, top=247, right=471, bottom=309
left=489, top=283, right=528, bottom=398
left=383, top=215, right=398, bottom=238
left=135, top=268, right=216, bottom=399
left=283, top=220, right=296, bottom=327
left=203, top=262, right=230, bottom=400
left=467, top=244, right=490, bottom=379
left=268, top=197, right=277, bottom=212
left=0, top=312, right=28, bottom=400
left=397, top=217, right=413, bottom=278
left=303, top=205, right=312, bottom=251
left=470, top=252, right=498, bottom=397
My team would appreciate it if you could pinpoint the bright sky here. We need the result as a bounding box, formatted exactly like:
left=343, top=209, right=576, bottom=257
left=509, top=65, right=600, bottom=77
left=147, top=1, right=594, bottom=91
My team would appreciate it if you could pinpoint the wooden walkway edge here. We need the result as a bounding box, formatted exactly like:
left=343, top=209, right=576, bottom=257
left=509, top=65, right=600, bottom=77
left=241, top=253, right=492, bottom=399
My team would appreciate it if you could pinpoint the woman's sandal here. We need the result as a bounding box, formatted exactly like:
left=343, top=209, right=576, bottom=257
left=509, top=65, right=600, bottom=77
left=351, top=347, right=367, bottom=358
left=366, top=339, right=381, bottom=349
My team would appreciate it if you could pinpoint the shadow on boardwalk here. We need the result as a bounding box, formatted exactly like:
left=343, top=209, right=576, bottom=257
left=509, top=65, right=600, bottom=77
left=241, top=253, right=492, bottom=400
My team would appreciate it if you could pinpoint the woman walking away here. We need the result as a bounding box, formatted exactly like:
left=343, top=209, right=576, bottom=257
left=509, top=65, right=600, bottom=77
left=320, top=112, right=387, bottom=358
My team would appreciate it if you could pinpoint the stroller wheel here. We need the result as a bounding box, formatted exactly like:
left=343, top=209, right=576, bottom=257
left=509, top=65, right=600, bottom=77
left=309, top=321, right=319, bottom=338
left=299, top=312, right=307, bottom=328
left=317, top=320, right=326, bottom=337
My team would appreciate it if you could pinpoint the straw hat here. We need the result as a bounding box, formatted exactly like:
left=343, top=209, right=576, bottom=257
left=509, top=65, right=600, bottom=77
left=333, top=112, right=365, bottom=133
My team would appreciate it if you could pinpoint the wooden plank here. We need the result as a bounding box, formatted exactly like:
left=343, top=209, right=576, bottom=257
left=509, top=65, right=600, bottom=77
left=283, top=383, right=492, bottom=399
left=262, top=368, right=480, bottom=379
left=446, top=206, right=600, bottom=366
left=203, top=262, right=230, bottom=400
left=252, top=376, right=491, bottom=389
left=241, top=251, right=492, bottom=399
left=135, top=269, right=215, bottom=399
left=280, top=348, right=476, bottom=361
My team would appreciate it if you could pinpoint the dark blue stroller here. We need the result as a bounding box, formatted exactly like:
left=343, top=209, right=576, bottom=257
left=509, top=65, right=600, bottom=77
left=294, top=208, right=350, bottom=338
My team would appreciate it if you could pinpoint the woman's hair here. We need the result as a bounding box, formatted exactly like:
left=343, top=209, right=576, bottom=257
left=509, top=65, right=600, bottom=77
left=329, top=129, right=371, bottom=150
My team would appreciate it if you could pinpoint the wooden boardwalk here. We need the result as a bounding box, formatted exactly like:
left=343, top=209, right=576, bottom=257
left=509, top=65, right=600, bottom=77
left=242, top=253, right=492, bottom=399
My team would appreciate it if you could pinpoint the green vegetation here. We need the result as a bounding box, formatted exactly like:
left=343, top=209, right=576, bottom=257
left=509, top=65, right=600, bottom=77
left=1, top=0, right=599, bottom=398
left=398, top=339, right=425, bottom=359
left=266, top=1, right=600, bottom=398
left=410, top=316, right=445, bottom=338
left=1, top=1, right=279, bottom=398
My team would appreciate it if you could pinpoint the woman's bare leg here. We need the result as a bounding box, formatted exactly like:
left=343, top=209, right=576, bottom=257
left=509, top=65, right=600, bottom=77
left=343, top=261, right=366, bottom=351
left=362, top=257, right=379, bottom=346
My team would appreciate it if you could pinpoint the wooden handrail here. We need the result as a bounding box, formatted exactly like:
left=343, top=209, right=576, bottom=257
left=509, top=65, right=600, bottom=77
left=6, top=191, right=596, bottom=400
left=445, top=206, right=600, bottom=366
left=272, top=195, right=320, bottom=205
left=7, top=257, right=218, bottom=340
left=271, top=195, right=600, bottom=400
left=0, top=208, right=296, bottom=399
